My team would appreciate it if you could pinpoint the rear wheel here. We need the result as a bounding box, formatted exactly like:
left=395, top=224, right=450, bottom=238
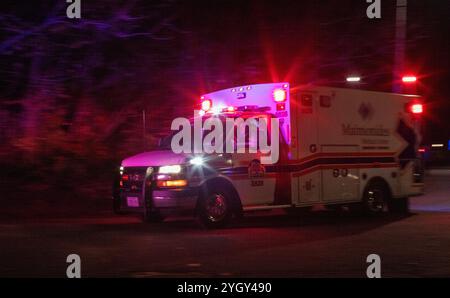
left=197, top=185, right=234, bottom=229
left=362, top=181, right=389, bottom=216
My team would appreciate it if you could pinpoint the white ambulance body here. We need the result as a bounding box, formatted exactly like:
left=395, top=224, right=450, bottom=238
left=114, top=82, right=424, bottom=228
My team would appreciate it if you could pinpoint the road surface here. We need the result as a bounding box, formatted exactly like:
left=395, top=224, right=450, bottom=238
left=1, top=170, right=449, bottom=277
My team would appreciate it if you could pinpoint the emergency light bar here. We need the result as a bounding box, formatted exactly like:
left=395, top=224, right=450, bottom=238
left=199, top=83, right=289, bottom=114
left=199, top=82, right=291, bottom=143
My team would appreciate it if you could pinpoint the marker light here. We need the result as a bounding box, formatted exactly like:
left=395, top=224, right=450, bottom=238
left=431, top=144, right=444, bottom=148
left=276, top=103, right=286, bottom=111
left=410, top=103, right=423, bottom=114
left=158, top=165, right=182, bottom=174
left=273, top=89, right=287, bottom=102
left=156, top=180, right=187, bottom=188
left=402, top=76, right=417, bottom=83
left=201, top=99, right=212, bottom=111
left=190, top=156, right=204, bottom=166
left=346, top=76, right=361, bottom=82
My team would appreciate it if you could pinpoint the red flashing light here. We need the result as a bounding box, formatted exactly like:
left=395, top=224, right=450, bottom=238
left=410, top=103, right=423, bottom=114
left=418, top=148, right=426, bottom=153
left=201, top=99, right=212, bottom=111
left=276, top=103, right=286, bottom=111
left=273, top=89, right=286, bottom=102
left=402, top=76, right=417, bottom=83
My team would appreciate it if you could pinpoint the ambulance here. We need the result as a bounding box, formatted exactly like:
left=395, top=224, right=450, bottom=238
left=113, top=83, right=424, bottom=228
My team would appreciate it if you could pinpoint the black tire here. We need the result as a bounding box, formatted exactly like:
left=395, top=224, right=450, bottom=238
left=197, top=184, right=235, bottom=229
left=389, top=197, right=410, bottom=214
left=362, top=180, right=389, bottom=216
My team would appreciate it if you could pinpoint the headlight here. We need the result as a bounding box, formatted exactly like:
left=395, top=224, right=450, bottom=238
left=189, top=156, right=204, bottom=166
left=158, top=165, right=182, bottom=174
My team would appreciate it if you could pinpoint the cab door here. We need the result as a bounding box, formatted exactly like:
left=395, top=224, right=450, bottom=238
left=292, top=91, right=321, bottom=205
left=228, top=117, right=276, bottom=206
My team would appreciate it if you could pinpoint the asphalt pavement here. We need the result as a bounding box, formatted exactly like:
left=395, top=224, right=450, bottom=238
left=0, top=170, right=449, bottom=277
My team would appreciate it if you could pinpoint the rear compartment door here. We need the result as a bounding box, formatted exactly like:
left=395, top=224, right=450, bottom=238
left=320, top=145, right=360, bottom=202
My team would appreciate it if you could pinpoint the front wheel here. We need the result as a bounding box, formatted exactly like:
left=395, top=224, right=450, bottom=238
left=197, top=186, right=234, bottom=229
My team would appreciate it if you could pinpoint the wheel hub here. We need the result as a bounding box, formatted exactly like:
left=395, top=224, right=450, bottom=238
left=205, top=194, right=227, bottom=222
left=367, top=189, right=385, bottom=212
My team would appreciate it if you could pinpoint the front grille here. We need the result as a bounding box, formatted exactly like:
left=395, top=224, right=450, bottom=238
left=122, top=167, right=152, bottom=192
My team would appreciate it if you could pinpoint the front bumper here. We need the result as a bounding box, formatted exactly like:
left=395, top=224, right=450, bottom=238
left=152, top=188, right=199, bottom=209
left=115, top=187, right=199, bottom=214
